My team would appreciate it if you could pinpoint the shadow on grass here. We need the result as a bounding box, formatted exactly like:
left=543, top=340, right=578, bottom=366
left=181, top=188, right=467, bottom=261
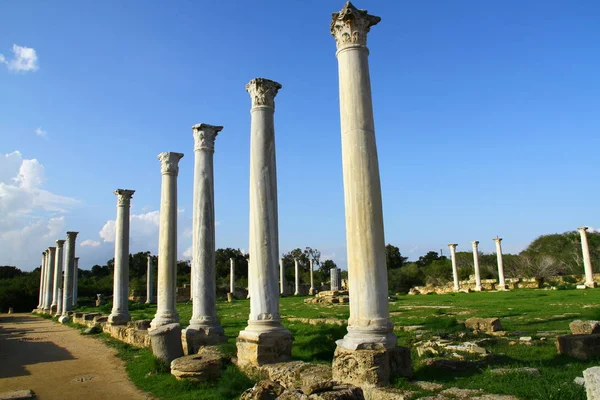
left=289, top=323, right=346, bottom=362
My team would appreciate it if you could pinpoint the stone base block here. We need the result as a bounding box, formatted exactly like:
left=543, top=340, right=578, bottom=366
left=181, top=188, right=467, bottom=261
left=332, top=345, right=412, bottom=388
left=58, top=315, right=71, bottom=324
left=495, top=284, right=510, bottom=291
left=149, top=323, right=184, bottom=364
left=557, top=334, right=600, bottom=360
left=236, top=328, right=293, bottom=366
left=107, top=312, right=131, bottom=326
left=183, top=325, right=226, bottom=355
left=584, top=366, right=600, bottom=400
left=587, top=282, right=598, bottom=289
left=465, top=317, right=503, bottom=333
left=170, top=346, right=227, bottom=381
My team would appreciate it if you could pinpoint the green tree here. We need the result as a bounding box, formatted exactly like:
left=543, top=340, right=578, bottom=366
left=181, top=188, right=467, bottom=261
left=385, top=244, right=408, bottom=270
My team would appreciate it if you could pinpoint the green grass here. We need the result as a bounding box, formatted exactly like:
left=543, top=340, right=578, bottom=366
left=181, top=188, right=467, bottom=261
left=68, top=289, right=600, bottom=399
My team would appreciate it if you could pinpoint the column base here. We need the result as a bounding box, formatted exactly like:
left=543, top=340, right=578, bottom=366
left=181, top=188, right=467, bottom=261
left=236, top=326, right=293, bottom=366
left=337, top=325, right=397, bottom=351
left=474, top=286, right=484, bottom=292
left=150, top=311, right=179, bottom=329
left=332, top=344, right=412, bottom=388
left=58, top=315, right=71, bottom=324
left=309, top=288, right=316, bottom=295
left=183, top=325, right=226, bottom=355
left=495, top=284, right=509, bottom=291
left=586, top=282, right=598, bottom=288
left=107, top=312, right=131, bottom=326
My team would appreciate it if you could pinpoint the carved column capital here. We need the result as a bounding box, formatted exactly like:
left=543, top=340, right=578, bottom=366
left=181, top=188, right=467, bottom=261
left=447, top=243, right=458, bottom=249
left=158, top=152, right=184, bottom=176
left=331, top=2, right=380, bottom=51
left=246, top=78, right=282, bottom=109
left=471, top=241, right=479, bottom=246
left=192, top=124, right=222, bottom=152
left=493, top=237, right=503, bottom=243
left=114, top=189, right=135, bottom=206
left=66, top=231, right=79, bottom=242
left=578, top=226, right=589, bottom=233
left=56, top=239, right=66, bottom=248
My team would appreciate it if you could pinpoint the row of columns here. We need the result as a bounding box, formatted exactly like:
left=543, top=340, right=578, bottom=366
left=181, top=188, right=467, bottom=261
left=448, top=238, right=509, bottom=292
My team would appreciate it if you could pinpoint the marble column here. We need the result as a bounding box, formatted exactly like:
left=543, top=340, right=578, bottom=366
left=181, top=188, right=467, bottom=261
left=73, top=257, right=79, bottom=306
left=146, top=255, right=155, bottom=304
left=279, top=258, right=285, bottom=295
left=150, top=152, right=184, bottom=329
left=448, top=244, right=459, bottom=292
left=294, top=258, right=300, bottom=296
left=186, top=124, right=225, bottom=349
left=330, top=3, right=410, bottom=385
left=493, top=237, right=508, bottom=290
left=330, top=267, right=339, bottom=291
left=51, top=240, right=65, bottom=312
left=472, top=241, right=482, bottom=291
left=236, top=78, right=292, bottom=366
left=43, top=247, right=56, bottom=312
left=578, top=227, right=596, bottom=288
left=55, top=288, right=62, bottom=317
left=59, top=231, right=78, bottom=323
left=230, top=258, right=235, bottom=294
left=108, top=189, right=135, bottom=325
left=37, top=251, right=46, bottom=309
left=309, top=259, right=315, bottom=295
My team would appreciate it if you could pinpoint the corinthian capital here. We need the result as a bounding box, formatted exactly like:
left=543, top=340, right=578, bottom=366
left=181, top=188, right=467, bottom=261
left=56, top=239, right=66, bottom=248
left=192, top=124, right=223, bottom=152
left=448, top=244, right=458, bottom=249
left=578, top=226, right=589, bottom=233
left=158, top=152, right=184, bottom=176
left=66, top=231, right=79, bottom=242
left=114, top=189, right=135, bottom=206
left=331, top=2, right=380, bottom=51
left=246, top=78, right=282, bottom=109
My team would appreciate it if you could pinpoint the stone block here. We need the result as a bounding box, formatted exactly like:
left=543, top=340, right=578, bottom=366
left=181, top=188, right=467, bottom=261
left=83, top=313, right=102, bottom=321
left=58, top=315, right=70, bottom=324
left=332, top=346, right=412, bottom=388
left=556, top=334, right=600, bottom=360
left=93, top=315, right=108, bottom=324
left=170, top=346, right=227, bottom=381
left=0, top=389, right=36, bottom=399
left=149, top=323, right=184, bottom=364
left=465, top=318, right=503, bottom=333
left=240, top=380, right=285, bottom=400
left=309, top=385, right=364, bottom=399
left=128, top=319, right=152, bottom=331
left=584, top=366, right=600, bottom=400
left=236, top=328, right=293, bottom=366
left=569, top=320, right=600, bottom=335
left=489, top=367, right=540, bottom=377
left=363, top=387, right=413, bottom=399
left=183, top=326, right=226, bottom=355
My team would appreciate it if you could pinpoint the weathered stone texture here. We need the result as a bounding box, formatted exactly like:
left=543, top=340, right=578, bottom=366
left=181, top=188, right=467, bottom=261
left=584, top=366, right=600, bottom=400
left=237, top=329, right=293, bottom=366
left=149, top=323, right=184, bottom=364
left=170, top=346, right=226, bottom=381
left=465, top=317, right=503, bottom=333
left=569, top=320, right=600, bottom=335
left=556, top=334, right=600, bottom=360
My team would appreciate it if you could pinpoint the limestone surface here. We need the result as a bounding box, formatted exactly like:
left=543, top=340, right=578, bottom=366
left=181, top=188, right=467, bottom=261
left=569, top=319, right=600, bottom=335
left=170, top=346, right=226, bottom=381
left=584, top=367, right=600, bottom=400
left=237, top=328, right=293, bottom=366
left=0, top=390, right=36, bottom=400
left=557, top=334, right=600, bottom=360
left=149, top=322, right=184, bottom=363
left=465, top=317, right=503, bottom=333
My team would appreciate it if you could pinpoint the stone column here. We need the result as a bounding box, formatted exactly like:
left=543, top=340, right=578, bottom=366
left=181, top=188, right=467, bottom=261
left=279, top=258, right=285, bottom=295
left=59, top=231, right=78, bottom=323
left=150, top=152, right=184, bottom=329
left=43, top=247, right=56, bottom=312
left=294, top=258, right=300, bottom=296
left=330, top=267, right=339, bottom=291
left=578, top=227, right=596, bottom=288
left=108, top=189, right=135, bottom=325
left=330, top=3, right=410, bottom=385
left=37, top=251, right=46, bottom=310
left=493, top=237, right=508, bottom=290
left=309, top=259, right=315, bottom=295
left=51, top=240, right=65, bottom=312
left=186, top=124, right=225, bottom=350
left=73, top=257, right=79, bottom=306
left=55, top=288, right=62, bottom=317
left=448, top=244, right=459, bottom=292
left=230, top=258, right=235, bottom=294
left=146, top=255, right=155, bottom=304
left=246, top=257, right=251, bottom=299
left=236, top=78, right=292, bottom=366
left=472, top=241, right=482, bottom=291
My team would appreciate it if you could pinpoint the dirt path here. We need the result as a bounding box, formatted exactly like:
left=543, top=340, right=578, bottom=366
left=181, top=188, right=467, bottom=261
left=0, top=313, right=152, bottom=400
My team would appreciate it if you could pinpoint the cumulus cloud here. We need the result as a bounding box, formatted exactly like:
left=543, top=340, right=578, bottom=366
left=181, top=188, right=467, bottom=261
left=35, top=127, right=47, bottom=137
left=0, top=44, right=39, bottom=72
left=80, top=239, right=101, bottom=247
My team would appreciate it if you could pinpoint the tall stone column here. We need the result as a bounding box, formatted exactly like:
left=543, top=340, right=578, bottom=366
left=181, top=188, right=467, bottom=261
left=146, top=255, right=155, bottom=304
left=73, top=257, right=79, bottom=306
left=493, top=237, right=508, bottom=290
left=186, top=124, right=225, bottom=350
left=472, top=241, right=482, bottom=291
left=294, top=258, right=300, bottom=296
left=330, top=267, right=339, bottom=291
left=55, top=288, right=62, bottom=317
left=330, top=3, right=410, bottom=385
left=309, top=259, right=315, bottom=295
left=59, top=231, right=78, bottom=323
left=246, top=256, right=251, bottom=299
left=236, top=78, right=292, bottom=366
left=43, top=247, right=56, bottom=312
left=578, top=227, right=596, bottom=288
left=279, top=258, right=285, bottom=295
left=37, top=251, right=46, bottom=310
left=448, top=244, right=459, bottom=292
left=150, top=152, right=184, bottom=329
left=230, top=258, right=235, bottom=294
left=51, top=240, right=65, bottom=312
left=108, top=189, right=135, bottom=325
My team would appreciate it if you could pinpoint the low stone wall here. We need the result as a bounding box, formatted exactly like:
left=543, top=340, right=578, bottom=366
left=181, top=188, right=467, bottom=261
left=72, top=312, right=151, bottom=349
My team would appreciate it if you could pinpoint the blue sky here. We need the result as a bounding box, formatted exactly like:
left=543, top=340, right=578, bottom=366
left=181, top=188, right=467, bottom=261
left=1, top=0, right=599, bottom=271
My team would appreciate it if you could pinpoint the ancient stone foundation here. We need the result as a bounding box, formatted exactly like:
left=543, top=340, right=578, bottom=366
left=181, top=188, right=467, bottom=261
left=304, top=290, right=349, bottom=305
left=236, top=329, right=294, bottom=367
left=149, top=323, right=184, bottom=364
left=182, top=326, right=226, bottom=355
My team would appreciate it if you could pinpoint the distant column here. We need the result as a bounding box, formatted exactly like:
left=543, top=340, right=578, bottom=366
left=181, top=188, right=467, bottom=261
left=330, top=267, right=339, bottom=291
left=43, top=247, right=56, bottom=312
left=309, top=259, right=315, bottom=295
left=294, top=258, right=300, bottom=296
left=73, top=257, right=79, bottom=306
left=59, top=231, right=78, bottom=323
left=230, top=258, right=235, bottom=294
left=108, top=189, right=135, bottom=325
left=448, top=244, right=459, bottom=292
left=150, top=152, right=184, bottom=329
left=236, top=77, right=292, bottom=366
left=37, top=251, right=46, bottom=309
left=472, top=241, right=482, bottom=291
left=493, top=237, right=508, bottom=290
left=279, top=258, right=285, bottom=295
left=578, top=227, right=596, bottom=288
left=51, top=240, right=65, bottom=312
left=146, top=255, right=155, bottom=304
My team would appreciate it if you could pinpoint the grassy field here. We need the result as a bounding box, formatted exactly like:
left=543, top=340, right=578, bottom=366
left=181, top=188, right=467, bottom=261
left=73, top=288, right=600, bottom=399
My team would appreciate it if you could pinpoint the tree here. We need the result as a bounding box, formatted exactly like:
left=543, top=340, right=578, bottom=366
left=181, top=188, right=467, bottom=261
left=215, top=248, right=249, bottom=288
left=385, top=244, right=408, bottom=270
left=318, top=259, right=337, bottom=284
left=416, top=251, right=446, bottom=267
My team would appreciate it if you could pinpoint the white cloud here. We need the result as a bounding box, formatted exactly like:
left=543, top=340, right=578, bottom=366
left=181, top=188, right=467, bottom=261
left=81, top=239, right=101, bottom=247
left=35, top=127, right=47, bottom=137
left=182, top=246, right=192, bottom=259
left=0, top=44, right=39, bottom=72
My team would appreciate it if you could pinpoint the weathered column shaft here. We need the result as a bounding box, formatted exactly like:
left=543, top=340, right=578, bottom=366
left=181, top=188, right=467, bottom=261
left=330, top=267, right=339, bottom=291
left=52, top=240, right=65, bottom=308
left=294, top=258, right=300, bottom=295
left=472, top=241, right=482, bottom=290
left=43, top=247, right=56, bottom=311
left=493, top=238, right=506, bottom=289
left=151, top=152, right=184, bottom=329
left=578, top=227, right=595, bottom=287
left=146, top=255, right=154, bottom=304
left=448, top=244, right=459, bottom=291
left=230, top=258, right=235, bottom=293
left=109, top=189, right=135, bottom=325
left=73, top=257, right=79, bottom=306
left=60, top=231, right=78, bottom=321
left=279, top=258, right=285, bottom=295
left=38, top=252, right=46, bottom=309
left=309, top=259, right=315, bottom=295
left=56, top=288, right=62, bottom=316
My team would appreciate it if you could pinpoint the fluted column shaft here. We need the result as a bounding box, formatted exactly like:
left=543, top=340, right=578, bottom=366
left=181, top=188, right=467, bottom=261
left=448, top=244, right=459, bottom=291
left=52, top=240, right=65, bottom=309
left=493, top=238, right=507, bottom=289
left=230, top=258, right=235, bottom=293
left=472, top=241, right=482, bottom=291
left=43, top=247, right=56, bottom=311
left=73, top=257, right=79, bottom=306
left=294, top=258, right=300, bottom=296
left=151, top=152, right=183, bottom=329
left=578, top=227, right=595, bottom=287
left=56, top=288, right=62, bottom=316
left=38, top=252, right=46, bottom=308
left=146, top=255, right=154, bottom=304
left=109, top=189, right=135, bottom=325
left=61, top=231, right=78, bottom=319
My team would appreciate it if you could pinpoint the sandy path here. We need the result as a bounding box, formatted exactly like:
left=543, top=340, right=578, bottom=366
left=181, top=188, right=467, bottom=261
left=0, top=313, right=152, bottom=400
